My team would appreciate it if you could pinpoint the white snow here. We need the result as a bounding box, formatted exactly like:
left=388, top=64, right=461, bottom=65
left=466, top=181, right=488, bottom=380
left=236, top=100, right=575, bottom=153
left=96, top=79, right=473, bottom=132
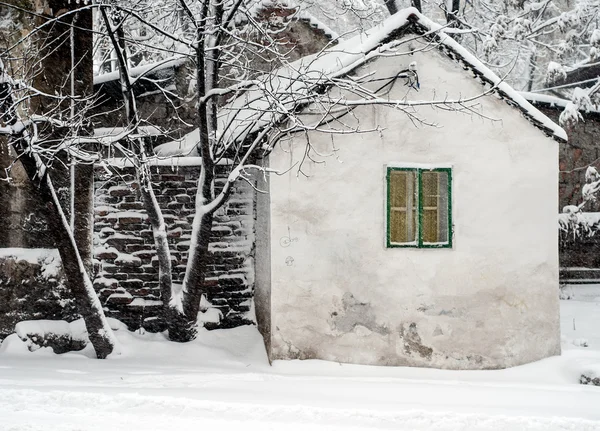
left=13, top=319, right=89, bottom=353
left=94, top=126, right=163, bottom=137
left=128, top=298, right=163, bottom=307
left=107, top=185, right=130, bottom=194
left=154, top=129, right=200, bottom=157
left=0, top=248, right=61, bottom=279
left=0, top=293, right=599, bottom=430
left=106, top=156, right=204, bottom=167
left=95, top=205, right=119, bottom=214
left=298, top=14, right=339, bottom=41
left=106, top=211, right=147, bottom=222
left=0, top=248, right=59, bottom=264
left=106, top=292, right=133, bottom=301
left=93, top=56, right=187, bottom=85
left=591, top=29, right=600, bottom=47
left=547, top=61, right=567, bottom=83
left=93, top=277, right=118, bottom=287
left=114, top=254, right=142, bottom=265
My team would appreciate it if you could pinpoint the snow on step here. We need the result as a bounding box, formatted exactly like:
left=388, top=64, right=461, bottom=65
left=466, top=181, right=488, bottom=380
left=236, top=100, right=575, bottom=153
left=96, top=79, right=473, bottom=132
left=94, top=246, right=119, bottom=260
left=128, top=298, right=163, bottom=307
left=93, top=277, right=119, bottom=288
left=114, top=253, right=142, bottom=267
left=0, top=248, right=59, bottom=265
left=95, top=205, right=119, bottom=216
left=107, top=185, right=132, bottom=197
left=106, top=211, right=147, bottom=224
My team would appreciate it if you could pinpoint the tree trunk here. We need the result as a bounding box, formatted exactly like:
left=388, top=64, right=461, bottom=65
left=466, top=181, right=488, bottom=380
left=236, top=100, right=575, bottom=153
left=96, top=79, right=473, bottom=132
left=171, top=160, right=215, bottom=342
left=70, top=5, right=95, bottom=275
left=23, top=0, right=117, bottom=357
left=447, top=0, right=460, bottom=25
left=100, top=7, right=178, bottom=328
left=73, top=164, right=94, bottom=274
left=384, top=0, right=398, bottom=15
left=46, top=173, right=117, bottom=358
left=137, top=166, right=174, bottom=311
left=10, top=135, right=118, bottom=358
left=167, top=10, right=213, bottom=342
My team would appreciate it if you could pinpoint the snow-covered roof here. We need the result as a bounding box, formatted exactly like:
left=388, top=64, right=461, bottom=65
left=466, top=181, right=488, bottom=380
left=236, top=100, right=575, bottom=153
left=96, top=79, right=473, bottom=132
left=520, top=92, right=572, bottom=109
left=246, top=0, right=339, bottom=41
left=94, top=126, right=163, bottom=137
left=521, top=91, right=600, bottom=115
left=93, top=2, right=337, bottom=85
left=155, top=8, right=567, bottom=157
left=93, top=57, right=186, bottom=86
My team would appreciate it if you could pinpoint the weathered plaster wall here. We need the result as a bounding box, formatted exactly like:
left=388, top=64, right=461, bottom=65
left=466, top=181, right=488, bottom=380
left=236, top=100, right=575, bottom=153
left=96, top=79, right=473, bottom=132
left=253, top=157, right=272, bottom=355
left=267, top=41, right=561, bottom=369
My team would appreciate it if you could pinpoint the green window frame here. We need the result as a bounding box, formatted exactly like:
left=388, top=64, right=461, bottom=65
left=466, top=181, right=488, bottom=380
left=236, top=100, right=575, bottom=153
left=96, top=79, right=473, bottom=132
left=386, top=166, right=452, bottom=248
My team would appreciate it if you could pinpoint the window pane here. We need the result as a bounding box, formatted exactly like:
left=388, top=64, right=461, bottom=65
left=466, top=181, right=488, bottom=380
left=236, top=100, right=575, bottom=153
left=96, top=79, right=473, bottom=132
left=422, top=170, right=449, bottom=244
left=389, top=170, right=417, bottom=244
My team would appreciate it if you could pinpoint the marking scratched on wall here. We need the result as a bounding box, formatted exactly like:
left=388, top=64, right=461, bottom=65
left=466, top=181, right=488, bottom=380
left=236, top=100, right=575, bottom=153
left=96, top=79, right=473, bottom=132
left=279, top=226, right=298, bottom=248
left=280, top=227, right=298, bottom=267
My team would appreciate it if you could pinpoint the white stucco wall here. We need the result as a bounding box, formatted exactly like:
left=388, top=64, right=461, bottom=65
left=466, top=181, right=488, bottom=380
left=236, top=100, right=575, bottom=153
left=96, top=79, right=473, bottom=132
left=265, top=38, right=561, bottom=369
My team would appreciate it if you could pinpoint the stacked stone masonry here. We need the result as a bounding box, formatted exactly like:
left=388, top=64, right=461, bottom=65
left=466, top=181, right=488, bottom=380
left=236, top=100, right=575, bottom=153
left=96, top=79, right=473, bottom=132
left=93, top=162, right=256, bottom=331
left=0, top=250, right=77, bottom=340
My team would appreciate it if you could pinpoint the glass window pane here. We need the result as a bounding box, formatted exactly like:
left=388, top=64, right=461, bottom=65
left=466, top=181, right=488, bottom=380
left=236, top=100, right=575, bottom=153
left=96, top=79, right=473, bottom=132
left=389, top=170, right=417, bottom=244
left=421, top=170, right=449, bottom=244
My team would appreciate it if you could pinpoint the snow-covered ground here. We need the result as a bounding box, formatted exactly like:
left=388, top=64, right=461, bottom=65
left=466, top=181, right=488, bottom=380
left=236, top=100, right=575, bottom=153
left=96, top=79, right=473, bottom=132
left=1, top=289, right=599, bottom=431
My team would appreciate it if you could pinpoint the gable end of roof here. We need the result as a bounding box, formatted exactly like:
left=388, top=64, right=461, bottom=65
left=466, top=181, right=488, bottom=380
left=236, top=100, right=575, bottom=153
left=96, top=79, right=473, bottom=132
left=346, top=10, right=566, bottom=143
left=433, top=42, right=567, bottom=143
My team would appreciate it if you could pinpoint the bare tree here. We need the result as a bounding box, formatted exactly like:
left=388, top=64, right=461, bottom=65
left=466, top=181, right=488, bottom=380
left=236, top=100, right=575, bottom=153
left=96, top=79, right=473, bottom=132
left=444, top=0, right=600, bottom=90
left=0, top=1, right=117, bottom=358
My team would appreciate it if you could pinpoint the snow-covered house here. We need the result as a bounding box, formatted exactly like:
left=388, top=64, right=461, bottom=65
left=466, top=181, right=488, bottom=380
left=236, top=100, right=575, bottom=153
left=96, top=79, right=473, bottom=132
left=0, top=4, right=566, bottom=369
left=243, top=9, right=566, bottom=369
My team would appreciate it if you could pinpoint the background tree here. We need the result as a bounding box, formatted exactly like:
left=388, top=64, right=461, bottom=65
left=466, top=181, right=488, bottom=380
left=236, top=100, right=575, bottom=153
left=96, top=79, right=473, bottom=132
left=0, top=0, right=117, bottom=357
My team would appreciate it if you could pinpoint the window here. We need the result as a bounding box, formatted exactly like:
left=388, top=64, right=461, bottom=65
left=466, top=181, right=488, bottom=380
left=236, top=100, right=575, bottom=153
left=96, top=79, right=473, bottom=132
left=386, top=166, right=452, bottom=248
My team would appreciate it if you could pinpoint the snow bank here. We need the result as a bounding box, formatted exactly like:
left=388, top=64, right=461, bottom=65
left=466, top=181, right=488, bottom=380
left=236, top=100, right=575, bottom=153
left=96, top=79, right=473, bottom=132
left=13, top=320, right=88, bottom=354
left=3, top=317, right=128, bottom=356
left=0, top=248, right=62, bottom=280
left=15, top=320, right=86, bottom=343
left=0, top=299, right=599, bottom=427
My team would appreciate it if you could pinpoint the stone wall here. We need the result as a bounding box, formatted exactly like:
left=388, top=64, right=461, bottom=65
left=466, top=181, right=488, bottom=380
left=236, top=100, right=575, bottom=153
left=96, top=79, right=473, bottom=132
left=534, top=106, right=600, bottom=212
left=0, top=142, right=56, bottom=249
left=0, top=249, right=77, bottom=340
left=93, top=161, right=256, bottom=331
left=533, top=105, right=600, bottom=277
